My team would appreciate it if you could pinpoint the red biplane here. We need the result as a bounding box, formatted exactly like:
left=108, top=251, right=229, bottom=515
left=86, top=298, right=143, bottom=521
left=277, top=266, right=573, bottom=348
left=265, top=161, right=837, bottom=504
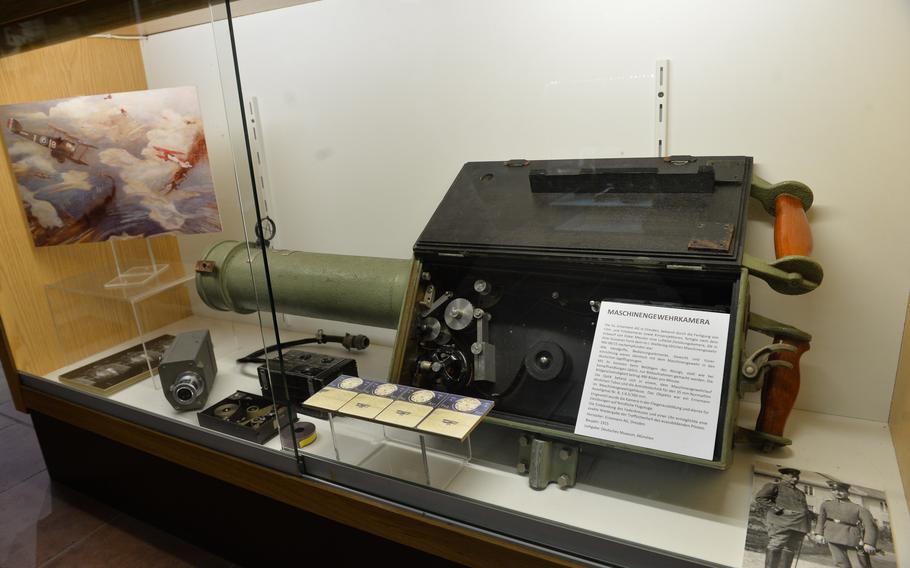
left=153, top=146, right=192, bottom=169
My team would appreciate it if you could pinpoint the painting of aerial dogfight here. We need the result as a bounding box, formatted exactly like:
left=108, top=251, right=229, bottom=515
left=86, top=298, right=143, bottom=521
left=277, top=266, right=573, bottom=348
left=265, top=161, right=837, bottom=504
left=0, top=86, right=221, bottom=246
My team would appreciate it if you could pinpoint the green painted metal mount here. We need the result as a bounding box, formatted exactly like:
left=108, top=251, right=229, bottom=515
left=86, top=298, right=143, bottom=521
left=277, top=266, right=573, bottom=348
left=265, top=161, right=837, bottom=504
left=743, top=254, right=823, bottom=295
left=735, top=427, right=792, bottom=451
left=748, top=312, right=812, bottom=342
left=750, top=175, right=814, bottom=215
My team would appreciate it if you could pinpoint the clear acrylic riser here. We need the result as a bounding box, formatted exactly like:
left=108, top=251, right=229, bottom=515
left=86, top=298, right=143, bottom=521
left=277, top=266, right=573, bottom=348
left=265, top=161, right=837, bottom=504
left=319, top=413, right=472, bottom=491
left=44, top=261, right=197, bottom=390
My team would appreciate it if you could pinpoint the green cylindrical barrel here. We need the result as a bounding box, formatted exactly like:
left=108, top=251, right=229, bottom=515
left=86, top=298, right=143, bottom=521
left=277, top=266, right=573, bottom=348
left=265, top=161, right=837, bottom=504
left=196, top=241, right=412, bottom=329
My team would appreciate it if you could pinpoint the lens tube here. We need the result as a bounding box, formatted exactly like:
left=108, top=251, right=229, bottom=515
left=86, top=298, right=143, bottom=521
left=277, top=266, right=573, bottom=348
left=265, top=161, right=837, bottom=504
left=171, top=371, right=205, bottom=406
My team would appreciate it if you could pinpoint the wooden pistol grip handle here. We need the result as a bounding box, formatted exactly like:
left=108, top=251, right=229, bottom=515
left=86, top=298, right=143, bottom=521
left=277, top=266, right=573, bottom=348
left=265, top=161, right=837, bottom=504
left=755, top=338, right=810, bottom=437
left=774, top=194, right=813, bottom=258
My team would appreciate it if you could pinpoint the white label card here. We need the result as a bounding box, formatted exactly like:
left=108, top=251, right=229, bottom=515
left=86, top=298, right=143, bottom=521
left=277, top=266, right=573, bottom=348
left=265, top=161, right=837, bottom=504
left=574, top=301, right=730, bottom=460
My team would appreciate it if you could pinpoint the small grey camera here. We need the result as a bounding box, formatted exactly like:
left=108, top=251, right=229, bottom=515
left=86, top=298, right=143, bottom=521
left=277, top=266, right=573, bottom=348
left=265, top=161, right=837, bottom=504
left=160, top=330, right=217, bottom=411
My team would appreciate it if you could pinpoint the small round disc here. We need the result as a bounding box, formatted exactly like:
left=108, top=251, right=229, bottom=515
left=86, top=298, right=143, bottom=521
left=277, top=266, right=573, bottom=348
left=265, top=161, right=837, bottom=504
left=410, top=390, right=435, bottom=404
left=444, top=298, right=475, bottom=331
left=339, top=377, right=363, bottom=390
left=524, top=340, right=566, bottom=382
left=214, top=403, right=239, bottom=418
left=294, top=422, right=317, bottom=448
left=373, top=383, right=398, bottom=396
left=454, top=397, right=481, bottom=412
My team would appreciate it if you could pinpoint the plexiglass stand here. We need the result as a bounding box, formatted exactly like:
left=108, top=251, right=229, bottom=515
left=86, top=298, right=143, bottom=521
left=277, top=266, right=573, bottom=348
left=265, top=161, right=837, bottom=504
left=325, top=412, right=472, bottom=490
left=104, top=236, right=170, bottom=288
left=45, top=259, right=197, bottom=391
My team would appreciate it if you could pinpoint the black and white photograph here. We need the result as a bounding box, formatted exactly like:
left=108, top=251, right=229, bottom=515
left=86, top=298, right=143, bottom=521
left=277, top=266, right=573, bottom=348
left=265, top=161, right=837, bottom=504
left=744, top=460, right=896, bottom=568
left=58, top=334, right=175, bottom=396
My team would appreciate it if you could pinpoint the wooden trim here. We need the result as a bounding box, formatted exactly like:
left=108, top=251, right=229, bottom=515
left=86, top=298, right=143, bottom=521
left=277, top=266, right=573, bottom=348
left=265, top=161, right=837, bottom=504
left=0, top=316, right=24, bottom=411
left=0, top=0, right=211, bottom=56
left=21, top=386, right=579, bottom=568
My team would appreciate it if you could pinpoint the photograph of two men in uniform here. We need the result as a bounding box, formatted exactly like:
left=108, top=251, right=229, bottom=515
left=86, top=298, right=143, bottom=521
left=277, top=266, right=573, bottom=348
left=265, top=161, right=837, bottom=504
left=742, top=461, right=896, bottom=568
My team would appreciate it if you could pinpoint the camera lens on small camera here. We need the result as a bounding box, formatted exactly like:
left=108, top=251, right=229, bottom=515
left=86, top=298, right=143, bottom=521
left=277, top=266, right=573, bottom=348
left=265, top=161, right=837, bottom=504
left=175, top=386, right=194, bottom=401
left=171, top=372, right=204, bottom=406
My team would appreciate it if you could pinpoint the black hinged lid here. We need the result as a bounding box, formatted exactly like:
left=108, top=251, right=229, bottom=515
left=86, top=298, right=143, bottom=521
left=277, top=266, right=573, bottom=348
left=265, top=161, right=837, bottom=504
left=415, top=156, right=752, bottom=267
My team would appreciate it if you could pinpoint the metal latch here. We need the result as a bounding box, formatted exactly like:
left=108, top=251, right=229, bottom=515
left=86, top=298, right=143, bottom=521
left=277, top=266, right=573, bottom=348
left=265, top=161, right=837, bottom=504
left=740, top=343, right=797, bottom=392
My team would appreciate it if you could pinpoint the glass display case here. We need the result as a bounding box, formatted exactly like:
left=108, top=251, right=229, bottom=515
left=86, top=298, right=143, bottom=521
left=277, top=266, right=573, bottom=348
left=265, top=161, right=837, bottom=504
left=1, top=1, right=908, bottom=567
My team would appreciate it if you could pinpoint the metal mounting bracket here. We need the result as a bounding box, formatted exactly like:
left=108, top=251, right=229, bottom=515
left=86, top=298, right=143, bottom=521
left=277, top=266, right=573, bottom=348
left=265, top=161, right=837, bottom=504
left=517, top=434, right=579, bottom=490
left=735, top=427, right=792, bottom=452
left=748, top=312, right=812, bottom=342
left=743, top=254, right=823, bottom=295
left=750, top=175, right=814, bottom=215
left=472, top=309, right=495, bottom=385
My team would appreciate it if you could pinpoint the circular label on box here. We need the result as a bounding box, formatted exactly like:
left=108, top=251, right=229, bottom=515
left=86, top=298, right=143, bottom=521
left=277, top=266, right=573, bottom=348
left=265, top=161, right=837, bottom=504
left=373, top=383, right=398, bottom=397
left=339, top=377, right=363, bottom=390
left=454, top=397, right=481, bottom=412
left=409, top=390, right=435, bottom=404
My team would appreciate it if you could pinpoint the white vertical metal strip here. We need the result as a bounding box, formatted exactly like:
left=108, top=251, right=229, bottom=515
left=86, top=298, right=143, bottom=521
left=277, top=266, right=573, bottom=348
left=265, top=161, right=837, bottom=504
left=245, top=96, right=286, bottom=325
left=654, top=59, right=669, bottom=157
left=245, top=96, right=276, bottom=222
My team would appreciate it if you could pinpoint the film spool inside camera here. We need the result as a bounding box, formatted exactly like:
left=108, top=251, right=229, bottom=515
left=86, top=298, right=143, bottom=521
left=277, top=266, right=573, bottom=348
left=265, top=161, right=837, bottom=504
left=214, top=402, right=239, bottom=419
left=524, top=340, right=566, bottom=382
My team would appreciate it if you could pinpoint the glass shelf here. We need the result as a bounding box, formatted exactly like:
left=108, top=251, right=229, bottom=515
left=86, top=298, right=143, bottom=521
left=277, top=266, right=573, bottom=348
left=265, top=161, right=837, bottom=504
left=46, top=262, right=197, bottom=305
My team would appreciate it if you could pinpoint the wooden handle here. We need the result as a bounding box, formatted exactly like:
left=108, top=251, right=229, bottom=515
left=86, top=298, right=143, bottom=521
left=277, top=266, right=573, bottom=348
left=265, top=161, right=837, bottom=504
left=774, top=194, right=813, bottom=258
left=755, top=338, right=810, bottom=437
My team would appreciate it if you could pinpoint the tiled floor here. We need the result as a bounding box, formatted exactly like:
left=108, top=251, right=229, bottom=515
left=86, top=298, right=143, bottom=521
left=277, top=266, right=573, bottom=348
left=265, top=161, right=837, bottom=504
left=0, top=374, right=236, bottom=568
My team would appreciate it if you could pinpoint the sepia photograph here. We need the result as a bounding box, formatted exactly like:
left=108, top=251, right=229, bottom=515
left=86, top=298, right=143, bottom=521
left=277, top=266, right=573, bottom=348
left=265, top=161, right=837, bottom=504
left=0, top=86, right=221, bottom=246
left=744, top=460, right=896, bottom=568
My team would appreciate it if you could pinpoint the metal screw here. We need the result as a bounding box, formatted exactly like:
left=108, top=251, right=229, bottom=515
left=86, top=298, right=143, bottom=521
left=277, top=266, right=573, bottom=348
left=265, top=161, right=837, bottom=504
left=421, top=271, right=432, bottom=281
left=471, top=342, right=484, bottom=355
left=590, top=301, right=600, bottom=313
left=559, top=448, right=572, bottom=461
left=473, top=279, right=490, bottom=294
left=473, top=308, right=484, bottom=319
left=431, top=362, right=443, bottom=373
left=551, top=291, right=559, bottom=299
left=557, top=474, right=571, bottom=489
